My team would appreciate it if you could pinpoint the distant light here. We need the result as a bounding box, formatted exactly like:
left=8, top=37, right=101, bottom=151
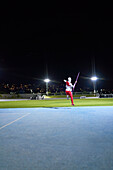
left=44, top=79, right=50, bottom=83
left=91, top=76, right=98, bottom=81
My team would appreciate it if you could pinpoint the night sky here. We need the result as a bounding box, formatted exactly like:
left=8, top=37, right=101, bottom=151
left=0, top=5, right=113, bottom=90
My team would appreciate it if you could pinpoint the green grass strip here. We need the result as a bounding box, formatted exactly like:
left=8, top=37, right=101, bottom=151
left=0, top=98, right=113, bottom=108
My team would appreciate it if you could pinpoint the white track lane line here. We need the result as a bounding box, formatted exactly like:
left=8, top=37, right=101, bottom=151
left=0, top=113, right=31, bottom=130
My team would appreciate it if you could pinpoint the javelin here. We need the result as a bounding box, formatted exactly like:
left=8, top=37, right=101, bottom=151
left=73, top=72, right=80, bottom=91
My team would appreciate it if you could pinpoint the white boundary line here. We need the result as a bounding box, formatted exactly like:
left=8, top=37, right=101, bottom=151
left=0, top=113, right=31, bottom=130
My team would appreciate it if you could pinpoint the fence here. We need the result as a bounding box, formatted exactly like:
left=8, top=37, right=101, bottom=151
left=99, top=94, right=113, bottom=98
left=0, top=92, right=100, bottom=99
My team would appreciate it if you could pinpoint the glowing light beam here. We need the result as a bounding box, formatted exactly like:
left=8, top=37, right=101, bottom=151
left=91, top=76, right=98, bottom=81
left=44, top=79, right=50, bottom=83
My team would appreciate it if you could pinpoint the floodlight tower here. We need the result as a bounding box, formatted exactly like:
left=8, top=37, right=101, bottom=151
left=91, top=56, right=98, bottom=95
left=91, top=76, right=98, bottom=94
left=44, top=79, right=50, bottom=95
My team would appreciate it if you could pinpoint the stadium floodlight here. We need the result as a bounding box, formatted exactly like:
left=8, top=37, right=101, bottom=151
left=44, top=79, right=50, bottom=95
left=44, top=79, right=50, bottom=83
left=91, top=76, right=98, bottom=94
left=91, top=76, right=98, bottom=81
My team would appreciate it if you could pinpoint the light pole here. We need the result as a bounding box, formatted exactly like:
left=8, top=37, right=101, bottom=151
left=44, top=79, right=50, bottom=95
left=91, top=76, right=98, bottom=95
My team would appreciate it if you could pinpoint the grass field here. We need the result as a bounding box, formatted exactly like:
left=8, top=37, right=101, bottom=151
left=0, top=98, right=113, bottom=108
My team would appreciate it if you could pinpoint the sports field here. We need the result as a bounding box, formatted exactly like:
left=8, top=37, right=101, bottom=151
left=0, top=98, right=113, bottom=108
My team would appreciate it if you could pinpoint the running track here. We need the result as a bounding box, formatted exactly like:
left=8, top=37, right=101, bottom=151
left=0, top=107, right=113, bottom=170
